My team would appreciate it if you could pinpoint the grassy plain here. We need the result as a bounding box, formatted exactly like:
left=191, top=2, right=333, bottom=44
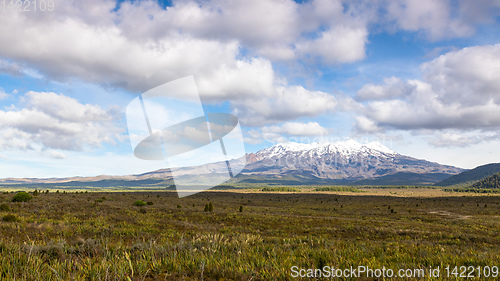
left=0, top=188, right=499, bottom=280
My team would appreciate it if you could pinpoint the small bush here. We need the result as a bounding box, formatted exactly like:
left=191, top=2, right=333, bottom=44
left=177, top=204, right=181, bottom=208
left=208, top=202, right=213, bottom=212
left=0, top=204, right=10, bottom=212
left=239, top=205, right=243, bottom=212
left=12, top=192, right=32, bottom=202
left=2, top=214, right=17, bottom=222
left=147, top=201, right=153, bottom=205
left=139, top=208, right=147, bottom=214
left=95, top=199, right=103, bottom=203
left=134, top=200, right=146, bottom=206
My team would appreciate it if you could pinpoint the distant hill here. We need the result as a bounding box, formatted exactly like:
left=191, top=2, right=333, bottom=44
left=470, top=173, right=500, bottom=189
left=435, top=163, right=500, bottom=186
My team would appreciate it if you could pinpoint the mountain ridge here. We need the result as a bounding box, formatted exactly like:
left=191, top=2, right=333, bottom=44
left=0, top=140, right=465, bottom=186
left=435, top=163, right=500, bottom=186
left=240, top=140, right=463, bottom=185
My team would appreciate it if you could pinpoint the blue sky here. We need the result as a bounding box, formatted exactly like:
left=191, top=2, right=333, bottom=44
left=1, top=0, right=500, bottom=177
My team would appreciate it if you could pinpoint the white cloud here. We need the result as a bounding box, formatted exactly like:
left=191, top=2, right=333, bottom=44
left=232, top=85, right=338, bottom=126
left=196, top=58, right=276, bottom=101
left=421, top=44, right=500, bottom=105
left=0, top=59, right=23, bottom=76
left=356, top=44, right=500, bottom=137
left=0, top=88, right=7, bottom=100
left=354, top=116, right=381, bottom=133
left=428, top=132, right=478, bottom=148
left=263, top=122, right=329, bottom=136
left=46, top=150, right=67, bottom=159
left=386, top=0, right=473, bottom=40
left=384, top=0, right=500, bottom=40
left=0, top=0, right=373, bottom=91
left=0, top=92, right=122, bottom=152
left=296, top=26, right=368, bottom=64
left=356, top=76, right=415, bottom=101
left=243, top=121, right=329, bottom=145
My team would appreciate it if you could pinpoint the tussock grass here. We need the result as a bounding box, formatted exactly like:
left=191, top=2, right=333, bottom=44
left=0, top=190, right=499, bottom=279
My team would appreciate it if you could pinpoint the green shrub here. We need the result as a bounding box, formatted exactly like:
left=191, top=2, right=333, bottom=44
left=12, top=192, right=32, bottom=202
left=261, top=186, right=300, bottom=192
left=2, top=214, right=17, bottom=222
left=314, top=186, right=363, bottom=192
left=208, top=202, right=213, bottom=212
left=0, top=203, right=10, bottom=212
left=134, top=200, right=146, bottom=206
left=95, top=199, right=103, bottom=203
left=147, top=201, right=154, bottom=205
left=239, top=205, right=243, bottom=212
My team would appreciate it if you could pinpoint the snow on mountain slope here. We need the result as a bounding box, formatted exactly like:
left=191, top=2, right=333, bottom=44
left=257, top=140, right=396, bottom=160
left=243, top=140, right=463, bottom=181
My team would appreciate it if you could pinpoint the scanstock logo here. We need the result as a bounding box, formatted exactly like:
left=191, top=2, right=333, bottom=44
left=126, top=76, right=246, bottom=197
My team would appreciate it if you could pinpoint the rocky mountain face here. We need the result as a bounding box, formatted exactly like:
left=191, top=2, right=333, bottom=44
left=241, top=140, right=464, bottom=182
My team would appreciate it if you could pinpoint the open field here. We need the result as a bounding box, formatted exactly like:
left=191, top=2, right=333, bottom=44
left=0, top=188, right=500, bottom=280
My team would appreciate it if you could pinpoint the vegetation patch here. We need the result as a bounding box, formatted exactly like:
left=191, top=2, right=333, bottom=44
left=12, top=191, right=32, bottom=202
left=2, top=214, right=17, bottom=222
left=0, top=203, right=10, bottom=212
left=261, top=186, right=301, bottom=192
left=0, top=189, right=498, bottom=279
left=444, top=188, right=500, bottom=193
left=314, top=186, right=364, bottom=192
left=133, top=200, right=146, bottom=206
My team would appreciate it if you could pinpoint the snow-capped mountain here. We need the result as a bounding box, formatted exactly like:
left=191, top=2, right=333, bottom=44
left=257, top=140, right=396, bottom=160
left=241, top=140, right=464, bottom=184
left=0, top=140, right=464, bottom=186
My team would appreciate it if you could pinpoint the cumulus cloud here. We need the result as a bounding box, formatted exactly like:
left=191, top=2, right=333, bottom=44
left=244, top=121, right=329, bottom=145
left=426, top=130, right=500, bottom=148
left=0, top=0, right=367, bottom=129
left=354, top=116, right=381, bottom=133
left=296, top=26, right=368, bottom=64
left=263, top=122, right=329, bottom=136
left=0, top=0, right=373, bottom=90
left=356, top=76, right=415, bottom=101
left=356, top=44, right=500, bottom=137
left=0, top=92, right=122, bottom=152
left=386, top=0, right=473, bottom=40
left=0, top=59, right=24, bottom=76
left=384, top=0, right=500, bottom=40
left=232, top=86, right=338, bottom=126
left=421, top=44, right=500, bottom=105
